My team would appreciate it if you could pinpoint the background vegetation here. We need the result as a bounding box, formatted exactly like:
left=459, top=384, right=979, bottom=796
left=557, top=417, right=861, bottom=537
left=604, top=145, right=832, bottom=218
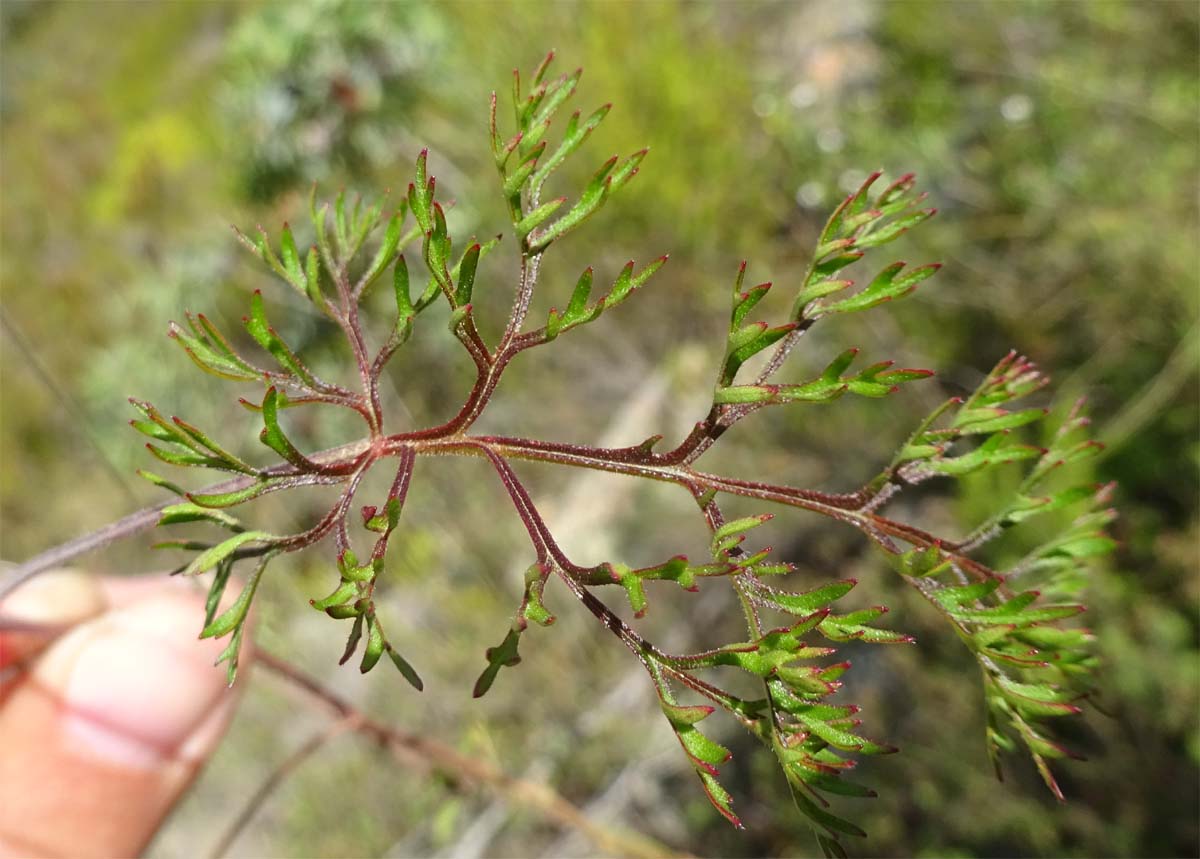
left=2, top=1, right=1196, bottom=857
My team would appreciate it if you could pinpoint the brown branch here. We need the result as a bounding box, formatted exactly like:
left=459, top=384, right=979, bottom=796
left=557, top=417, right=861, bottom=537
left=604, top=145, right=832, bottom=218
left=6, top=418, right=999, bottom=601
left=2, top=443, right=371, bottom=597
left=431, top=435, right=999, bottom=580
left=207, top=716, right=359, bottom=859
left=254, top=649, right=687, bottom=859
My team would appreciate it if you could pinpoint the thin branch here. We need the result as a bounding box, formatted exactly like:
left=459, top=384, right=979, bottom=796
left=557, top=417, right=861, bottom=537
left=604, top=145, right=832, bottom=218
left=254, top=649, right=684, bottom=859
left=0, top=306, right=138, bottom=505
left=2, top=443, right=371, bottom=599
left=458, top=436, right=998, bottom=580
left=751, top=318, right=817, bottom=387
left=474, top=448, right=750, bottom=717
left=475, top=444, right=551, bottom=565
left=274, top=459, right=372, bottom=552
left=501, top=251, right=542, bottom=351
left=1, top=505, right=169, bottom=600
left=6, top=413, right=1001, bottom=599
left=207, top=716, right=359, bottom=859
left=345, top=301, right=382, bottom=434
left=367, top=446, right=416, bottom=567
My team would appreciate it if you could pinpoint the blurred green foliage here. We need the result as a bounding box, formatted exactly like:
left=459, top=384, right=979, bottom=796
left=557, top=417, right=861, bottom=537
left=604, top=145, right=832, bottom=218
left=1, top=1, right=1195, bottom=857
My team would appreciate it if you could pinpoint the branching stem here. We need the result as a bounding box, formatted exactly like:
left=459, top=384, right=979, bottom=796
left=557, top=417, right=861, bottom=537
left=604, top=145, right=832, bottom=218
left=4, top=421, right=997, bottom=599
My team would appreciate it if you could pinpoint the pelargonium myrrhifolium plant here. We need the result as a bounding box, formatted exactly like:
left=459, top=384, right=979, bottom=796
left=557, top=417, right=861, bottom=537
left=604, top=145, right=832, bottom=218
left=119, top=53, right=1108, bottom=855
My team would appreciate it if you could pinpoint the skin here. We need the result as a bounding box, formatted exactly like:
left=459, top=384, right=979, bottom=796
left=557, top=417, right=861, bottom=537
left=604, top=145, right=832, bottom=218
left=0, top=570, right=247, bottom=858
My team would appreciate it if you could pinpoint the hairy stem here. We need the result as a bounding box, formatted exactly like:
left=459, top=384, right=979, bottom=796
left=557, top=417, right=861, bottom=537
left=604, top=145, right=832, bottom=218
left=4, top=420, right=998, bottom=600
left=2, top=442, right=371, bottom=598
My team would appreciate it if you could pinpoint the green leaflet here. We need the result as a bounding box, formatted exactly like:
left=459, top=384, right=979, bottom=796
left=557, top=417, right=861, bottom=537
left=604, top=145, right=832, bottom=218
left=731, top=277, right=771, bottom=330
left=545, top=266, right=595, bottom=340
left=853, top=209, right=935, bottom=249
left=515, top=198, right=566, bottom=239
left=234, top=224, right=303, bottom=298
left=790, top=787, right=867, bottom=840
left=749, top=578, right=857, bottom=615
left=204, top=558, right=235, bottom=629
left=820, top=261, right=941, bottom=315
left=518, top=563, right=556, bottom=627
left=393, top=254, right=414, bottom=318
left=137, top=469, right=185, bottom=496
left=721, top=321, right=797, bottom=385
left=278, top=222, right=305, bottom=291
left=338, top=614, right=366, bottom=666
left=360, top=614, right=386, bottom=673
left=199, top=551, right=271, bottom=639
left=421, top=202, right=454, bottom=296
left=502, top=144, right=544, bottom=200
left=1012, top=484, right=1096, bottom=519
left=310, top=580, right=359, bottom=611
left=957, top=603, right=1084, bottom=626
left=649, top=666, right=741, bottom=828
left=698, top=771, right=742, bottom=829
left=337, top=551, right=377, bottom=583
left=993, top=677, right=1081, bottom=717
left=888, top=544, right=952, bottom=578
left=610, top=552, right=729, bottom=617
left=818, top=615, right=914, bottom=644
left=214, top=626, right=246, bottom=685
left=531, top=102, right=611, bottom=189
left=603, top=256, right=668, bottom=309
left=129, top=399, right=256, bottom=475
left=386, top=643, right=424, bottom=690
left=528, top=151, right=647, bottom=252
left=183, top=530, right=276, bottom=577
left=359, top=205, right=409, bottom=293
left=715, top=348, right=931, bottom=406
left=472, top=627, right=523, bottom=698
left=819, top=172, right=880, bottom=244
left=408, top=150, right=434, bottom=232
left=529, top=67, right=581, bottom=132
left=800, top=717, right=895, bottom=756
left=954, top=406, right=1048, bottom=435
left=259, top=386, right=319, bottom=470
left=933, top=580, right=1002, bottom=609
left=711, top=514, right=772, bottom=554
left=169, top=320, right=260, bottom=381
left=144, top=443, right=223, bottom=470
left=544, top=258, right=667, bottom=340
left=677, top=722, right=732, bottom=769
left=791, top=277, right=854, bottom=316
left=926, top=432, right=1042, bottom=477
left=661, top=700, right=716, bottom=728
left=158, top=502, right=242, bottom=529
left=170, top=416, right=256, bottom=474
left=453, top=242, right=482, bottom=306
left=188, top=480, right=275, bottom=509
left=245, top=290, right=318, bottom=387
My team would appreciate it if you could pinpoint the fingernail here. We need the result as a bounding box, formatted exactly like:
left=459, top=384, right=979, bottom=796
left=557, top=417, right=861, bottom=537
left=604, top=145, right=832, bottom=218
left=0, top=570, right=107, bottom=669
left=33, top=591, right=236, bottom=771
